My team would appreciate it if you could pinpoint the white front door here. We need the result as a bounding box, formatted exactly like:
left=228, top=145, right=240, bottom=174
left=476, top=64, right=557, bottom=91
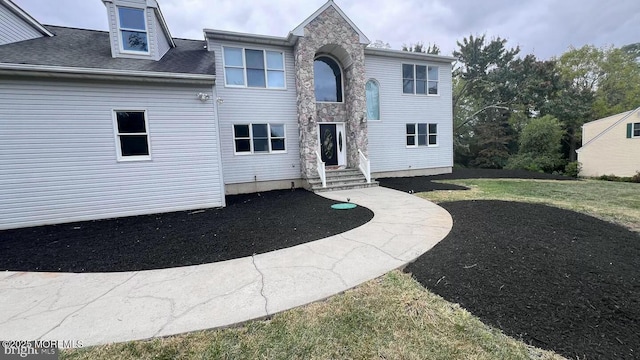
left=318, top=123, right=346, bottom=167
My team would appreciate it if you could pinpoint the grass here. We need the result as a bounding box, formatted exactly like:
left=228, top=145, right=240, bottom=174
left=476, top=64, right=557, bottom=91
left=61, top=271, right=562, bottom=360
left=420, top=179, right=640, bottom=232
left=62, top=177, right=640, bottom=360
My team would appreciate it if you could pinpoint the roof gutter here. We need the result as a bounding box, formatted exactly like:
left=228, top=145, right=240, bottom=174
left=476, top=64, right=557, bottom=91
left=0, top=63, right=215, bottom=84
left=204, top=28, right=296, bottom=47
left=364, top=48, right=456, bottom=63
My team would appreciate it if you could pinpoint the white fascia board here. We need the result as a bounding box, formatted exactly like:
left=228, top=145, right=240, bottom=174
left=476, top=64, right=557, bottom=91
left=149, top=1, right=176, bottom=47
left=204, top=29, right=295, bottom=47
left=0, top=63, right=215, bottom=84
left=1, top=0, right=54, bottom=37
left=365, top=48, right=456, bottom=63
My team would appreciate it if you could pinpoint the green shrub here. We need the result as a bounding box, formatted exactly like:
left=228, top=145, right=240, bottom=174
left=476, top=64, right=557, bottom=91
left=598, top=174, right=621, bottom=182
left=597, top=173, right=640, bottom=183
left=564, top=162, right=581, bottom=178
left=505, top=115, right=566, bottom=173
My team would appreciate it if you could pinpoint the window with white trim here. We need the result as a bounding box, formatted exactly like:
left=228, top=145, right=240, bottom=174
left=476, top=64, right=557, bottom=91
left=406, top=123, right=438, bottom=147
left=114, top=111, right=150, bottom=160
left=117, top=7, right=148, bottom=53
left=366, top=79, right=380, bottom=121
left=234, top=124, right=286, bottom=154
left=634, top=123, right=640, bottom=138
left=402, top=64, right=438, bottom=95
left=223, top=47, right=285, bottom=88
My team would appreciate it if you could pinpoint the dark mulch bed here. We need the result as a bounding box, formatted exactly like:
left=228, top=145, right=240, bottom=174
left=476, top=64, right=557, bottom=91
left=405, top=200, right=640, bottom=360
left=0, top=189, right=373, bottom=273
left=379, top=168, right=575, bottom=193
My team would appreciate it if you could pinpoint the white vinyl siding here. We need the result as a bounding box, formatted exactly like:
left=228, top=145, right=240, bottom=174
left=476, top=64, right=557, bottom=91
left=0, top=4, right=43, bottom=45
left=210, top=40, right=300, bottom=185
left=365, top=54, right=453, bottom=173
left=151, top=9, right=171, bottom=59
left=0, top=77, right=224, bottom=230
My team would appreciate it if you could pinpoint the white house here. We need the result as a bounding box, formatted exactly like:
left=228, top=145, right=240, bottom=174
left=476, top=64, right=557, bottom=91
left=577, top=107, right=640, bottom=177
left=0, top=0, right=454, bottom=230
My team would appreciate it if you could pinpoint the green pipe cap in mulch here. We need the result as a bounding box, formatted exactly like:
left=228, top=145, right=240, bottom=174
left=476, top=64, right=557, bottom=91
left=331, top=203, right=357, bottom=210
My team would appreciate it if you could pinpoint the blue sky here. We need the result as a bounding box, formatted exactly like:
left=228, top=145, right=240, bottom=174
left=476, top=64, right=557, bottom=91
left=13, top=0, right=640, bottom=59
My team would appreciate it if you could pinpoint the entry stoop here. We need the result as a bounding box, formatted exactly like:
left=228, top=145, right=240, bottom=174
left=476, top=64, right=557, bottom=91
left=308, top=168, right=379, bottom=192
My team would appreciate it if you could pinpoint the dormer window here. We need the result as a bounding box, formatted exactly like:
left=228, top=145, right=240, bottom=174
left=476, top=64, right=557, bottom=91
left=117, top=6, right=148, bottom=53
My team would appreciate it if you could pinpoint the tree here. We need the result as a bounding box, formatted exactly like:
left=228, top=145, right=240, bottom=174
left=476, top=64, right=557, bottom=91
left=621, top=43, right=640, bottom=62
left=368, top=40, right=391, bottom=49
left=402, top=42, right=440, bottom=55
left=506, top=115, right=566, bottom=172
left=592, top=47, right=640, bottom=117
left=452, top=34, right=521, bottom=167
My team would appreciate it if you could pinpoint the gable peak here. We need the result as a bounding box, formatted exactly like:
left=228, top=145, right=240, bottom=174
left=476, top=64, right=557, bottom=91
left=291, top=1, right=370, bottom=45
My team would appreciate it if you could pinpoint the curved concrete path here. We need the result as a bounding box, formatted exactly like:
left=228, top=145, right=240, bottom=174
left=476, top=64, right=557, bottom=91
left=0, top=186, right=452, bottom=346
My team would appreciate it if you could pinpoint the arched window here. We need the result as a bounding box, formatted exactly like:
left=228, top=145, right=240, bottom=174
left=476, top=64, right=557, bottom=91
left=314, top=56, right=343, bottom=102
left=366, top=79, right=380, bottom=120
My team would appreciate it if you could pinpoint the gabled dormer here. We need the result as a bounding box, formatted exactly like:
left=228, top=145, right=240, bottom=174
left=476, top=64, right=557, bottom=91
left=0, top=0, right=53, bottom=45
left=102, top=0, right=175, bottom=60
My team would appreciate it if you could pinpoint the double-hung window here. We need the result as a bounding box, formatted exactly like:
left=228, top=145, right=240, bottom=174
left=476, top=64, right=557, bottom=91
left=114, top=111, right=151, bottom=160
left=633, top=123, right=640, bottom=138
left=117, top=7, right=148, bottom=53
left=234, top=124, right=286, bottom=154
left=406, top=123, right=438, bottom=147
left=402, top=64, right=439, bottom=95
left=223, top=47, right=285, bottom=89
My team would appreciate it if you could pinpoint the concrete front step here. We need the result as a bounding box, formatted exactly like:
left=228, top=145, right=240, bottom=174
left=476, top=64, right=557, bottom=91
left=312, top=181, right=379, bottom=192
left=308, top=176, right=368, bottom=186
left=310, top=167, right=378, bottom=192
left=325, top=170, right=362, bottom=178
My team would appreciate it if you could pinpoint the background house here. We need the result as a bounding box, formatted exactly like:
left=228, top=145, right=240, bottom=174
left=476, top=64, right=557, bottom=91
left=0, top=0, right=454, bottom=230
left=577, top=107, right=640, bottom=177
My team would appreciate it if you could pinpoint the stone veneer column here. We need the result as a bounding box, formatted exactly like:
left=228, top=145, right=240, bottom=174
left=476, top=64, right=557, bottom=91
left=294, top=6, right=368, bottom=179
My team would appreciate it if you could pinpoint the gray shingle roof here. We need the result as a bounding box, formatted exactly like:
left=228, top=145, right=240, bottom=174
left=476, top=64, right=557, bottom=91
left=0, top=26, right=215, bottom=76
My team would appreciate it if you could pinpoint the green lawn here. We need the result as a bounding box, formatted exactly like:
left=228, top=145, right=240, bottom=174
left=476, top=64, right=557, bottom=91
left=62, top=271, right=562, bottom=360
left=420, top=179, right=640, bottom=232
left=60, top=177, right=640, bottom=360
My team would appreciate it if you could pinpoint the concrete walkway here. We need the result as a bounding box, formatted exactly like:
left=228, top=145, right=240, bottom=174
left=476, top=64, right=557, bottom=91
left=0, top=186, right=452, bottom=346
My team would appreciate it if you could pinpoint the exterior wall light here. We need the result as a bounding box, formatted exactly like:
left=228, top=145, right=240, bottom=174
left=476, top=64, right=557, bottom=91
left=197, top=93, right=211, bottom=102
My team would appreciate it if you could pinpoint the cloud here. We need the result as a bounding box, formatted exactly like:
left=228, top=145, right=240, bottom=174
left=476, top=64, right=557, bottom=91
left=11, top=0, right=640, bottom=60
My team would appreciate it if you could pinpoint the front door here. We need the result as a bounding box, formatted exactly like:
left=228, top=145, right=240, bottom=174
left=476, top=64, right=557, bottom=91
left=319, top=123, right=346, bottom=167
